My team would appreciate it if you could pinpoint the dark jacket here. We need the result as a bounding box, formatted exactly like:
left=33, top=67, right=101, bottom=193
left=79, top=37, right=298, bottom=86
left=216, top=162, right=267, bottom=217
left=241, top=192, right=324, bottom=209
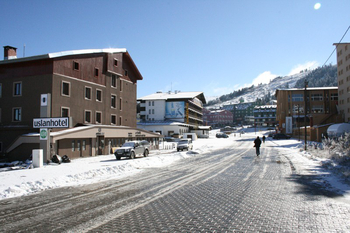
left=254, top=137, right=262, bottom=148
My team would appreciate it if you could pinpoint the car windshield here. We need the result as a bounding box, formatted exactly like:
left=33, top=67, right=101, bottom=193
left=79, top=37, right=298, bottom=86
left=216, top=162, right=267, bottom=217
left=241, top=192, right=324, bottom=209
left=178, top=140, right=189, bottom=144
left=122, top=142, right=135, bottom=147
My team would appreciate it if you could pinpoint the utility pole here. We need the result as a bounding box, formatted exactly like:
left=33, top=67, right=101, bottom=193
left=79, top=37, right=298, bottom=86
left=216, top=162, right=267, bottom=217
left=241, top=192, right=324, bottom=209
left=304, top=80, right=308, bottom=150
left=298, top=104, right=300, bottom=141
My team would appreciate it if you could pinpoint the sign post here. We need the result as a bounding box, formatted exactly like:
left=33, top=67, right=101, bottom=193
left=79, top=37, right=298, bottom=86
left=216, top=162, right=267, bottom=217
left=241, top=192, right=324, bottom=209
left=34, top=93, right=69, bottom=163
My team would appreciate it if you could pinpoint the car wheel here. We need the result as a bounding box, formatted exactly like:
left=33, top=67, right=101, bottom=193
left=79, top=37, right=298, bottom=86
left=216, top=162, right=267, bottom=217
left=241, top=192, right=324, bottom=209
left=144, top=150, right=149, bottom=157
left=116, top=156, right=121, bottom=160
left=130, top=151, right=135, bottom=159
left=177, top=149, right=180, bottom=152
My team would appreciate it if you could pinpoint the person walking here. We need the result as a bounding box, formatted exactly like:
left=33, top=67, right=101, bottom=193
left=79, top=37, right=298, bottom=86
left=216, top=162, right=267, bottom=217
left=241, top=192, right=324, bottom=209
left=262, top=135, right=266, bottom=143
left=254, top=136, right=262, bottom=156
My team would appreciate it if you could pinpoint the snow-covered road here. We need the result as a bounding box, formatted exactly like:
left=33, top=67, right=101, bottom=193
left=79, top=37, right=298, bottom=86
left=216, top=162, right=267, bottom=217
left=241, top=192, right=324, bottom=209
left=1, top=128, right=349, bottom=201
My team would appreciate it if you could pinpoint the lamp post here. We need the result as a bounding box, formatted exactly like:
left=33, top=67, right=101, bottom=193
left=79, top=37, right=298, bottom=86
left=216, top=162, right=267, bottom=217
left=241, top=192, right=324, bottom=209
left=304, top=80, right=308, bottom=150
left=298, top=104, right=300, bottom=141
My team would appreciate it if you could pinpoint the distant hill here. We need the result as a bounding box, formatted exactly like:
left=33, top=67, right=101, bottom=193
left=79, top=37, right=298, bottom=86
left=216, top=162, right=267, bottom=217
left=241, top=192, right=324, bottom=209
left=205, top=64, right=337, bottom=108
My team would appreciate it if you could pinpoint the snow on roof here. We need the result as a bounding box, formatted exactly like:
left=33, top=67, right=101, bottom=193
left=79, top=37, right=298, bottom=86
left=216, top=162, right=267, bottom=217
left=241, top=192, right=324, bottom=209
left=254, top=105, right=277, bottom=109
left=137, top=120, right=190, bottom=127
left=138, top=91, right=204, bottom=101
left=0, top=48, right=127, bottom=64
left=48, top=48, right=127, bottom=58
left=278, top=87, right=338, bottom=91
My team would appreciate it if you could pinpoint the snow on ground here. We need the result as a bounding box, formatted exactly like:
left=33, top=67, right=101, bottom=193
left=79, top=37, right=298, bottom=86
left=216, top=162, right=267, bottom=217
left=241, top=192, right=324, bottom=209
left=1, top=127, right=350, bottom=202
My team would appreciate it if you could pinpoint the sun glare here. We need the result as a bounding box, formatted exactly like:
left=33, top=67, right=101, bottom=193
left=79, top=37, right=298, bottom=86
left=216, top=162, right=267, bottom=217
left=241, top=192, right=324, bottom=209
left=314, top=3, right=321, bottom=10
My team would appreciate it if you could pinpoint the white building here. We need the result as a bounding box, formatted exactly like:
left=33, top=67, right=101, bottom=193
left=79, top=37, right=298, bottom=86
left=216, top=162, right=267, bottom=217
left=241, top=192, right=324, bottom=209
left=137, top=91, right=207, bottom=137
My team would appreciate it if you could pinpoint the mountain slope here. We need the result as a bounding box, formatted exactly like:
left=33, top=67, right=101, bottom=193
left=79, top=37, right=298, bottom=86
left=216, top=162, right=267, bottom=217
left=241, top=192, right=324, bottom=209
left=205, top=64, right=338, bottom=109
left=206, top=71, right=310, bottom=108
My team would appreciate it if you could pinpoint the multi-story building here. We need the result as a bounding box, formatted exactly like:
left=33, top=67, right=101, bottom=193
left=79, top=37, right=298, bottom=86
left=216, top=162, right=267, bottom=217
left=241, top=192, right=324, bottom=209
left=0, top=46, right=160, bottom=161
left=137, top=91, right=206, bottom=136
left=334, top=42, right=350, bottom=122
left=275, top=87, right=340, bottom=135
left=222, top=102, right=257, bottom=125
left=253, top=105, right=277, bottom=127
left=202, top=109, right=233, bottom=127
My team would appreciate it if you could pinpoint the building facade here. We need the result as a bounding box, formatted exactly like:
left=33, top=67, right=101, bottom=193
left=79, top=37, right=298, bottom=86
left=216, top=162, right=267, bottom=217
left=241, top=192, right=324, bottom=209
left=334, top=42, right=350, bottom=122
left=253, top=105, right=277, bottom=127
left=137, top=91, right=206, bottom=136
left=275, top=87, right=340, bottom=134
left=222, top=102, right=257, bottom=125
left=202, top=109, right=233, bottom=127
left=0, top=46, right=160, bottom=161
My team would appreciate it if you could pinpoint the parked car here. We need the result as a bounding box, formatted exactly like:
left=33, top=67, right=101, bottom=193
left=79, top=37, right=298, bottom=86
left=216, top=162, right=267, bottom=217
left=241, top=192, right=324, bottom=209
left=177, top=139, right=193, bottom=151
left=216, top=133, right=229, bottom=138
left=272, top=133, right=291, bottom=139
left=114, top=141, right=149, bottom=160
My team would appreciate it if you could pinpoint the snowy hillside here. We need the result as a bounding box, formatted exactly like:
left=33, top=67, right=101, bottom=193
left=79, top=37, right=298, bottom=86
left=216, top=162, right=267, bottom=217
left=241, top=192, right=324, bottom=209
left=206, top=71, right=311, bottom=108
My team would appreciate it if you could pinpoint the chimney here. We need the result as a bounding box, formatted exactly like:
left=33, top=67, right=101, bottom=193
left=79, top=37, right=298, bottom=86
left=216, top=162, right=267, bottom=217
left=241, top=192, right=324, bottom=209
left=4, top=46, right=17, bottom=60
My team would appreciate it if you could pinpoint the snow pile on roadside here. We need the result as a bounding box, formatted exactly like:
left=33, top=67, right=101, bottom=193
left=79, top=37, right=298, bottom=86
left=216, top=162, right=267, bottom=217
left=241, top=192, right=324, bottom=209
left=0, top=134, right=235, bottom=200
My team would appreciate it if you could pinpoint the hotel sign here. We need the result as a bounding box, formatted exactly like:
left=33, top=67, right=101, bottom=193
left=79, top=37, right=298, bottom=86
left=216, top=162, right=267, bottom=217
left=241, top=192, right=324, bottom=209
left=33, top=117, right=69, bottom=128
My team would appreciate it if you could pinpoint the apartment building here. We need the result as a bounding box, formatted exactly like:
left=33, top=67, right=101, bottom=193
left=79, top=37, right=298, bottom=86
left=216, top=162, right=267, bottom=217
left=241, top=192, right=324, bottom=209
left=222, top=102, right=257, bottom=125
left=137, top=91, right=206, bottom=136
left=253, top=105, right=277, bottom=127
left=334, top=42, right=350, bottom=122
left=275, top=87, right=340, bottom=135
left=202, top=109, right=233, bottom=127
left=0, top=46, right=160, bottom=161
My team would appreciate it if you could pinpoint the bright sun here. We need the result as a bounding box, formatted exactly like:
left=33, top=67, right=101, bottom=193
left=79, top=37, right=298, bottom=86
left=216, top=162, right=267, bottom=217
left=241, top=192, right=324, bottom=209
left=314, top=3, right=321, bottom=10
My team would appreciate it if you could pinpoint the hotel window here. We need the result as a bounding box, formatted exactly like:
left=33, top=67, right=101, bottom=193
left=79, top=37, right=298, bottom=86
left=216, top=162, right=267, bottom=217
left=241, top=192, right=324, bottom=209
left=94, top=68, right=99, bottom=77
left=82, top=140, right=86, bottom=151
left=124, top=69, right=128, bottom=76
left=312, top=105, right=324, bottom=113
left=291, top=94, right=303, bottom=102
left=73, top=61, right=80, bottom=70
left=111, top=95, right=116, bottom=108
left=331, top=93, right=338, bottom=101
left=13, top=82, right=22, bottom=96
left=119, top=98, right=122, bottom=110
left=114, top=59, right=118, bottom=67
left=120, top=79, right=123, bottom=92
left=62, top=81, right=70, bottom=97
left=111, top=75, right=117, bottom=88
left=111, top=115, right=117, bottom=124
left=72, top=141, right=75, bottom=152
left=96, top=112, right=102, bottom=124
left=61, top=107, right=69, bottom=117
left=13, top=107, right=21, bottom=122
left=85, top=87, right=92, bottom=100
left=311, top=94, right=323, bottom=101
left=96, top=90, right=102, bottom=102
left=85, top=110, right=91, bottom=123
left=77, top=140, right=81, bottom=151
left=119, top=116, right=122, bottom=125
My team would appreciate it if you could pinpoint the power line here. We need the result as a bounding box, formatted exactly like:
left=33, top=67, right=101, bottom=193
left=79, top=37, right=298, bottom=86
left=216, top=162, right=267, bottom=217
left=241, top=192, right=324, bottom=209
left=323, top=25, right=350, bottom=67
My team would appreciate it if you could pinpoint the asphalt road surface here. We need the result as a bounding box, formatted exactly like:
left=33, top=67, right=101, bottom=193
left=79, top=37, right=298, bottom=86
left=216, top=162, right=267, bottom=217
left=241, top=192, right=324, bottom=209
left=1, top=137, right=350, bottom=232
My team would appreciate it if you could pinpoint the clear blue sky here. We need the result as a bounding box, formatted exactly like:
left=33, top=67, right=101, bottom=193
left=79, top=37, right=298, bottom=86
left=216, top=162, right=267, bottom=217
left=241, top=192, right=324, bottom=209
left=1, top=0, right=350, bottom=100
